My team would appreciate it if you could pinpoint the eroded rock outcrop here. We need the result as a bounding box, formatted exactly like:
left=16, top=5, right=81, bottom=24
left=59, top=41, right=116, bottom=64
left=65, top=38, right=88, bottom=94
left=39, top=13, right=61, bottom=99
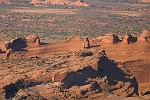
left=44, top=0, right=70, bottom=4
left=122, top=33, right=137, bottom=44
left=138, top=30, right=150, bottom=42
left=0, top=34, right=40, bottom=58
left=101, top=33, right=121, bottom=44
left=26, top=34, right=40, bottom=46
left=1, top=49, right=138, bottom=99
left=31, top=0, right=89, bottom=6
left=70, top=0, right=89, bottom=7
left=65, top=36, right=84, bottom=42
left=83, top=38, right=90, bottom=49
left=0, top=0, right=11, bottom=4
left=0, top=30, right=149, bottom=99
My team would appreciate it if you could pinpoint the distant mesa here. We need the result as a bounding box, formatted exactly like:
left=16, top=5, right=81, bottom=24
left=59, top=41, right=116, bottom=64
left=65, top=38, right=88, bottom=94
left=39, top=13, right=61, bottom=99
left=30, top=0, right=89, bottom=6
left=0, top=0, right=89, bottom=6
left=65, top=30, right=150, bottom=47
left=70, top=0, right=89, bottom=7
left=0, top=0, right=150, bottom=5
left=0, top=0, right=11, bottom=4
left=141, top=0, right=150, bottom=3
left=44, top=0, right=71, bottom=5
left=97, top=0, right=150, bottom=3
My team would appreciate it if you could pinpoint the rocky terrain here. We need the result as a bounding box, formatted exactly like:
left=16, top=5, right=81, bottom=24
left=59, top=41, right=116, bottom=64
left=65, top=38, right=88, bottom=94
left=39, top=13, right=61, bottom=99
left=0, top=0, right=149, bottom=99
left=0, top=0, right=150, bottom=5
left=141, top=0, right=150, bottom=3
left=0, top=30, right=150, bottom=99
left=30, top=0, right=89, bottom=6
left=0, top=0, right=89, bottom=6
left=0, top=0, right=11, bottom=4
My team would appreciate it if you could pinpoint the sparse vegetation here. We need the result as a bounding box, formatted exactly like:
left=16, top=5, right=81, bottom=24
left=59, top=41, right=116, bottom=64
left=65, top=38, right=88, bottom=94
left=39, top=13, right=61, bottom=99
left=0, top=1, right=150, bottom=100
left=0, top=2, right=149, bottom=42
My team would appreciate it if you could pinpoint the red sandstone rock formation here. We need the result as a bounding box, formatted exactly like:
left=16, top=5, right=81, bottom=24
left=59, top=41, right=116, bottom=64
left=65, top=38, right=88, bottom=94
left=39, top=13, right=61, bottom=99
left=30, top=0, right=89, bottom=6
left=0, top=41, right=11, bottom=53
left=0, top=0, right=11, bottom=4
left=101, top=33, right=121, bottom=44
left=30, top=0, right=39, bottom=4
left=45, top=0, right=70, bottom=4
left=65, top=36, right=84, bottom=42
left=0, top=30, right=150, bottom=99
left=26, top=34, right=40, bottom=46
left=141, top=0, right=150, bottom=3
left=70, top=0, right=89, bottom=7
left=122, top=33, right=137, bottom=44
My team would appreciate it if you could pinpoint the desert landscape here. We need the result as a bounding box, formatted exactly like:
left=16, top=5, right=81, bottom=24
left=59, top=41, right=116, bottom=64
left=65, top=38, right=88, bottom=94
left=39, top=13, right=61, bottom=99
left=0, top=0, right=150, bottom=100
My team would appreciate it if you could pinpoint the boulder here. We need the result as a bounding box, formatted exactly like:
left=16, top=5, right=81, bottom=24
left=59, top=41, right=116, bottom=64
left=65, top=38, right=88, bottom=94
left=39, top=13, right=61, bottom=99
left=0, top=34, right=40, bottom=58
left=26, top=34, right=40, bottom=46
left=0, top=41, right=11, bottom=53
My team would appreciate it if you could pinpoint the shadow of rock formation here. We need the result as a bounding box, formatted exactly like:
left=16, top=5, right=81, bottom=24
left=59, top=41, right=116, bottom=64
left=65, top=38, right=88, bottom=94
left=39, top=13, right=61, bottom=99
left=97, top=56, right=138, bottom=96
left=62, top=54, right=138, bottom=96
left=3, top=79, right=41, bottom=99
left=11, top=38, right=27, bottom=51
left=62, top=66, right=97, bottom=89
